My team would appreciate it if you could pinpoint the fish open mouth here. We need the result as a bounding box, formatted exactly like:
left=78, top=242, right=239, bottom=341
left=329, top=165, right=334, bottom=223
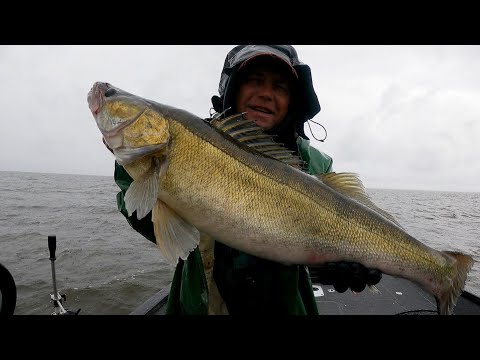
left=87, top=89, right=100, bottom=114
left=87, top=82, right=109, bottom=115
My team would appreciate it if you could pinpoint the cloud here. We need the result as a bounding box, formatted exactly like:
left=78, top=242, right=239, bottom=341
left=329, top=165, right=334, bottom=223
left=1, top=45, right=479, bottom=192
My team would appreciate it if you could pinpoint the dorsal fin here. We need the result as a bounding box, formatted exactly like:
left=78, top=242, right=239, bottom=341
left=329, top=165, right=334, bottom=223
left=210, top=113, right=306, bottom=171
left=316, top=172, right=406, bottom=230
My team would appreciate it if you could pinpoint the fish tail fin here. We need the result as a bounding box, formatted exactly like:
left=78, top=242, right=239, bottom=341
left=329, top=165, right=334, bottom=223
left=436, top=251, right=474, bottom=315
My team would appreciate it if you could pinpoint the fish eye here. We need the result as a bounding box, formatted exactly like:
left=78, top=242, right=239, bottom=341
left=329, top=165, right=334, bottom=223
left=105, top=88, right=117, bottom=97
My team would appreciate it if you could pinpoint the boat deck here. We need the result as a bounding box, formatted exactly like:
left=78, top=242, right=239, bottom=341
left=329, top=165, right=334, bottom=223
left=130, top=274, right=480, bottom=315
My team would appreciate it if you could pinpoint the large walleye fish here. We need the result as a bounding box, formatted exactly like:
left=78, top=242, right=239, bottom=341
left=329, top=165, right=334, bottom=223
left=87, top=81, right=474, bottom=315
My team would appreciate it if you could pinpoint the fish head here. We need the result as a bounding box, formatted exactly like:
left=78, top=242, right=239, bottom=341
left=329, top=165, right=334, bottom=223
left=87, top=82, right=170, bottom=166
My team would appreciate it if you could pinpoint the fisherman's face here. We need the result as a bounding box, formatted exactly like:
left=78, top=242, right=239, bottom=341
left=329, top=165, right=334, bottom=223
left=235, top=62, right=292, bottom=130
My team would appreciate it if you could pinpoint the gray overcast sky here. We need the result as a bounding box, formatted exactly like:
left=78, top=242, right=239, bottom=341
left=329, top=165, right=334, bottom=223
left=1, top=45, right=479, bottom=192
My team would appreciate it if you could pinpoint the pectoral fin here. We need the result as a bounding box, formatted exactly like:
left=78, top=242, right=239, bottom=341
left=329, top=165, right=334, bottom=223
left=124, top=159, right=161, bottom=220
left=125, top=156, right=168, bottom=220
left=151, top=200, right=200, bottom=266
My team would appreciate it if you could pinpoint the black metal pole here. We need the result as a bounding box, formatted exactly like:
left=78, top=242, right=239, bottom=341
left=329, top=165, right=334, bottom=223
left=47, top=235, right=81, bottom=315
left=48, top=235, right=61, bottom=313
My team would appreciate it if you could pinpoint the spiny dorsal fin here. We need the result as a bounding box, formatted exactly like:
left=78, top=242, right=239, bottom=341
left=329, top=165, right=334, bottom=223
left=210, top=113, right=306, bottom=171
left=316, top=172, right=406, bottom=230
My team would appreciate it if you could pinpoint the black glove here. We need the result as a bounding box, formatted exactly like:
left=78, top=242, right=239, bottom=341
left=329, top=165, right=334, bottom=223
left=308, top=262, right=382, bottom=293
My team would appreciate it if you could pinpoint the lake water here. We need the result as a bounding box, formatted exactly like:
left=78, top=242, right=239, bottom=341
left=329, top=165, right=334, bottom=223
left=1, top=171, right=478, bottom=315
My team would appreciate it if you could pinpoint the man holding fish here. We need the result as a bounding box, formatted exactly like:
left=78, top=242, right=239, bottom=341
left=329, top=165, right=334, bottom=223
left=110, top=45, right=383, bottom=314
left=89, top=45, right=472, bottom=315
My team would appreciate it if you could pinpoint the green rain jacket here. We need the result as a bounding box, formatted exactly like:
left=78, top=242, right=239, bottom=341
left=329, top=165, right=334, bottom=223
left=114, top=136, right=333, bottom=315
